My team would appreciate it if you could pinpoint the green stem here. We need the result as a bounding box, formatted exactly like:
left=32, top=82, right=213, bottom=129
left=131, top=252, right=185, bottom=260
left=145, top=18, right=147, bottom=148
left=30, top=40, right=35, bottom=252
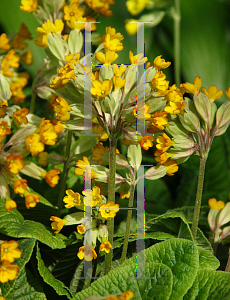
left=121, top=182, right=135, bottom=264
left=173, top=0, right=181, bottom=87
left=56, top=129, right=73, bottom=217
left=191, top=158, right=207, bottom=239
left=30, top=90, right=36, bottom=114
left=225, top=248, right=230, bottom=272
left=105, top=138, right=117, bottom=275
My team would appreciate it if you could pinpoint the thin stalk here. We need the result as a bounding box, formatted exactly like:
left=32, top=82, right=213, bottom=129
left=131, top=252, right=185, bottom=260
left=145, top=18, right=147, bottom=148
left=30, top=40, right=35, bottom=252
left=56, top=129, right=73, bottom=217
left=121, top=182, right=135, bottom=264
left=105, top=138, right=117, bottom=275
left=30, top=90, right=36, bottom=114
left=173, top=0, right=181, bottom=87
left=191, top=157, right=207, bottom=239
left=225, top=248, right=230, bottom=272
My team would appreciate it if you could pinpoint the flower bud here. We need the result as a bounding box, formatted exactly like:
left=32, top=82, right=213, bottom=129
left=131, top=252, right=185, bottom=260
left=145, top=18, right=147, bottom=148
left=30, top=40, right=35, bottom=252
left=144, top=165, right=166, bottom=180
left=47, top=34, right=66, bottom=63
left=179, top=110, right=200, bottom=133
left=68, top=29, right=83, bottom=54
left=0, top=73, right=12, bottom=102
left=193, top=93, right=212, bottom=126
left=214, top=101, right=230, bottom=135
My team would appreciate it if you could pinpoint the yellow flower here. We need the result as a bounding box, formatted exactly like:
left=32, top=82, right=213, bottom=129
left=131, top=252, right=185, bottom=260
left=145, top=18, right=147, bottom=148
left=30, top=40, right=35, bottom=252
left=129, top=51, right=148, bottom=65
left=38, top=152, right=49, bottom=167
left=162, top=159, right=178, bottom=176
left=95, top=50, right=118, bottom=64
left=132, top=103, right=151, bottom=120
left=154, top=150, right=172, bottom=164
left=83, top=186, right=102, bottom=207
left=147, top=111, right=168, bottom=133
left=101, top=26, right=124, bottom=42
left=25, top=133, right=44, bottom=157
left=93, top=125, right=109, bottom=141
left=63, top=2, right=85, bottom=21
left=0, top=100, right=8, bottom=118
left=151, top=71, right=169, bottom=93
left=125, top=19, right=138, bottom=36
left=21, top=50, right=33, bottom=65
left=77, top=225, right=85, bottom=235
left=14, top=108, right=29, bottom=125
left=66, top=16, right=87, bottom=31
left=39, top=119, right=58, bottom=146
left=0, top=241, right=22, bottom=263
left=104, top=34, right=123, bottom=52
left=225, top=87, right=230, bottom=100
left=91, top=142, right=109, bottom=165
left=119, top=190, right=130, bottom=199
left=100, top=241, right=112, bottom=253
left=126, top=0, right=149, bottom=15
left=156, top=133, right=174, bottom=152
left=44, top=169, right=60, bottom=187
left=24, top=193, right=40, bottom=209
left=50, top=216, right=68, bottom=234
left=180, top=76, right=201, bottom=95
left=14, top=179, right=28, bottom=194
left=164, top=101, right=185, bottom=115
left=1, top=50, right=20, bottom=77
left=52, top=118, right=65, bottom=134
left=0, top=120, right=11, bottom=142
left=50, top=96, right=71, bottom=121
left=201, top=85, right=223, bottom=104
left=5, top=199, right=17, bottom=212
left=120, top=290, right=135, bottom=300
left=0, top=261, right=19, bottom=283
left=63, top=189, right=81, bottom=208
left=0, top=33, right=10, bottom=50
left=35, top=19, right=64, bottom=47
left=113, top=76, right=126, bottom=90
left=12, top=23, right=32, bottom=50
left=91, top=79, right=112, bottom=98
left=77, top=245, right=97, bottom=261
left=140, top=136, right=154, bottom=150
left=7, top=155, right=24, bottom=175
left=154, top=55, right=171, bottom=71
left=112, top=64, right=127, bottom=76
left=75, top=156, right=97, bottom=179
left=20, top=0, right=37, bottom=12
left=208, top=198, right=225, bottom=210
left=99, top=201, right=120, bottom=219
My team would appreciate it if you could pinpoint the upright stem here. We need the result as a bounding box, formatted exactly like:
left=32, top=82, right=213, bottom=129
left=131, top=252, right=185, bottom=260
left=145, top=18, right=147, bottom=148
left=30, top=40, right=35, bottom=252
left=121, top=182, right=135, bottom=264
left=173, top=0, right=181, bottom=87
left=105, top=138, right=117, bottom=275
left=30, top=90, right=36, bottom=114
left=225, top=248, right=230, bottom=272
left=56, top=129, right=73, bottom=217
left=191, top=158, right=207, bottom=239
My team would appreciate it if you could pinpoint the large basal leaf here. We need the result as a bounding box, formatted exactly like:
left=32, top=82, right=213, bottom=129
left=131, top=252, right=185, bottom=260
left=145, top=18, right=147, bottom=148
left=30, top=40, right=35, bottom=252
left=73, top=263, right=173, bottom=300
left=184, top=269, right=230, bottom=300
left=36, top=244, right=73, bottom=300
left=197, top=247, right=219, bottom=271
left=0, top=198, right=67, bottom=249
left=1, top=238, right=36, bottom=298
left=5, top=268, right=47, bottom=300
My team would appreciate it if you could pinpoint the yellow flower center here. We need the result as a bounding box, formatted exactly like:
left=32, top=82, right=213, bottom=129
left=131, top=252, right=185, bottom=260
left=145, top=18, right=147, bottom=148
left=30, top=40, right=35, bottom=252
left=101, top=90, right=105, bottom=95
left=70, top=12, right=74, bottom=16
left=73, top=199, right=78, bottom=203
left=105, top=209, right=110, bottom=213
left=93, top=196, right=97, bottom=201
left=4, top=249, right=8, bottom=253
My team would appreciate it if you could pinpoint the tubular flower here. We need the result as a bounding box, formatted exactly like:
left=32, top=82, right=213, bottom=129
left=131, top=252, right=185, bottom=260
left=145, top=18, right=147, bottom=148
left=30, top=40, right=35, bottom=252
left=104, top=34, right=123, bottom=52
left=0, top=121, right=11, bottom=142
left=93, top=125, right=109, bottom=141
left=1, top=50, right=20, bottom=77
left=14, top=108, right=29, bottom=125
left=156, top=133, right=174, bottom=152
left=129, top=51, right=148, bottom=65
left=119, top=190, right=130, bottom=199
left=77, top=245, right=97, bottom=261
left=63, top=189, right=81, bottom=208
left=38, top=152, right=49, bottom=167
left=91, top=79, right=112, bottom=98
left=148, top=111, right=168, bottom=133
left=75, top=156, right=96, bottom=179
left=180, top=76, right=201, bottom=95
left=132, top=103, right=151, bottom=120
left=99, top=201, right=120, bottom=219
left=126, top=0, right=149, bottom=15
left=14, top=179, right=28, bottom=194
left=140, top=136, right=154, bottom=150
left=21, top=49, right=33, bottom=65
left=12, top=23, right=32, bottom=50
left=113, top=76, right=126, bottom=90
left=164, top=101, right=185, bottom=115
left=151, top=71, right=169, bottom=94
left=112, top=64, right=127, bottom=76
left=77, top=224, right=86, bottom=235
left=50, top=96, right=71, bottom=121
left=208, top=198, right=225, bottom=210
left=100, top=241, right=112, bottom=254
left=51, top=118, right=64, bottom=134
left=162, top=159, right=178, bottom=176
left=50, top=216, right=68, bottom=234
left=154, top=150, right=172, bottom=164
left=0, top=241, right=22, bottom=263
left=91, top=142, right=109, bottom=165
left=66, top=16, right=87, bottom=31
left=0, top=100, right=8, bottom=118
left=120, top=290, right=135, bottom=300
left=154, top=55, right=171, bottom=71
left=125, top=19, right=138, bottom=36
left=39, top=119, right=58, bottom=146
left=102, top=26, right=124, bottom=42
left=5, top=199, right=17, bottom=212
left=164, top=84, right=183, bottom=102
left=44, top=169, right=60, bottom=187
left=7, top=155, right=24, bottom=175
left=35, top=19, right=64, bottom=47
left=201, top=85, right=223, bottom=104
left=82, top=186, right=102, bottom=207
left=225, top=87, right=230, bottom=100
left=0, top=261, right=19, bottom=283
left=63, top=2, right=85, bottom=21
left=0, top=33, right=11, bottom=50
left=25, top=133, right=44, bottom=157
left=20, top=0, right=37, bottom=12
left=96, top=50, right=118, bottom=64
left=24, top=193, right=40, bottom=209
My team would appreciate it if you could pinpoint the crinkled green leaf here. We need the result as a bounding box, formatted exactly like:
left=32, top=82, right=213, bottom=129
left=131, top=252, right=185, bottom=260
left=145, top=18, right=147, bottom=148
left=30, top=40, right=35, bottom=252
left=36, top=244, right=72, bottom=299
left=197, top=247, right=219, bottom=271
left=0, top=199, right=67, bottom=249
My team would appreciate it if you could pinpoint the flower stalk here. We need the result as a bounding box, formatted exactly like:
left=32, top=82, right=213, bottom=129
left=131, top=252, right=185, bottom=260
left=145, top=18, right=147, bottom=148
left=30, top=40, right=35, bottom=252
left=191, top=157, right=207, bottom=239
left=105, top=137, right=118, bottom=275
left=173, top=0, right=181, bottom=86
left=225, top=248, right=230, bottom=272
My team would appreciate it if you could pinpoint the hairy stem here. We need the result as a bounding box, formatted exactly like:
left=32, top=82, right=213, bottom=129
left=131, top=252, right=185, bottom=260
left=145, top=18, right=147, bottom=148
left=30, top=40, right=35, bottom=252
left=191, top=158, right=207, bottom=239
left=173, top=0, right=181, bottom=86
left=30, top=90, right=36, bottom=114
left=56, top=129, right=73, bottom=217
left=105, top=138, right=117, bottom=275
left=121, top=182, right=135, bottom=264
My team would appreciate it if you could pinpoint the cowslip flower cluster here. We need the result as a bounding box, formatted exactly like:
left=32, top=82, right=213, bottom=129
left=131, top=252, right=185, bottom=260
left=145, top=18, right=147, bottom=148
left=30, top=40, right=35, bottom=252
left=0, top=240, right=22, bottom=283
